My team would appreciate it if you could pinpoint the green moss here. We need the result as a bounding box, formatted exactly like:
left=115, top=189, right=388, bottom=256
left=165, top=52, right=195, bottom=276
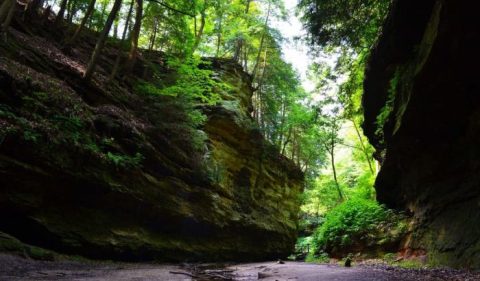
left=106, top=152, right=144, bottom=169
left=0, top=232, right=56, bottom=261
left=374, top=69, right=399, bottom=141
left=396, top=259, right=425, bottom=269
left=26, top=247, right=55, bottom=261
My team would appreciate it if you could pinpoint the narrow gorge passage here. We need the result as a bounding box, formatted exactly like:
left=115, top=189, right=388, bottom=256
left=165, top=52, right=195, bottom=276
left=2, top=254, right=480, bottom=281
left=1, top=0, right=479, bottom=280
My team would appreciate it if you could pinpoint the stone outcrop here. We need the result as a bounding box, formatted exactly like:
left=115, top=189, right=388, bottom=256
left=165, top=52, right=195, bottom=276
left=363, top=0, right=480, bottom=268
left=0, top=19, right=303, bottom=261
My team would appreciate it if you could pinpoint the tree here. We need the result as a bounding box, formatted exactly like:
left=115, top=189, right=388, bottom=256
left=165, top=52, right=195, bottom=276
left=108, top=0, right=134, bottom=82
left=123, top=0, right=143, bottom=74
left=54, top=0, right=69, bottom=26
left=298, top=0, right=391, bottom=50
left=67, top=0, right=97, bottom=45
left=192, top=0, right=208, bottom=52
left=323, top=114, right=343, bottom=201
left=83, top=0, right=123, bottom=81
left=0, top=0, right=16, bottom=36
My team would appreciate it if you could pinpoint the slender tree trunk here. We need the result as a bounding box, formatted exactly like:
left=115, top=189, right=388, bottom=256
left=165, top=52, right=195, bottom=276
left=148, top=18, right=157, bottom=50
left=83, top=0, right=123, bottom=81
left=244, top=0, right=251, bottom=13
left=277, top=99, right=286, bottom=147
left=193, top=15, right=196, bottom=36
left=254, top=49, right=268, bottom=90
left=0, top=0, right=15, bottom=36
left=0, top=0, right=14, bottom=24
left=215, top=13, right=222, bottom=56
left=25, top=0, right=43, bottom=20
left=54, top=0, right=68, bottom=25
left=243, top=45, right=248, bottom=71
left=291, top=130, right=296, bottom=160
left=233, top=38, right=242, bottom=62
left=41, top=5, right=52, bottom=25
left=113, top=20, right=118, bottom=38
left=351, top=119, right=374, bottom=174
left=66, top=0, right=74, bottom=23
left=108, top=0, right=133, bottom=82
left=192, top=3, right=206, bottom=53
left=123, top=0, right=142, bottom=74
left=234, top=0, right=251, bottom=62
left=98, top=0, right=106, bottom=29
left=251, top=1, right=271, bottom=78
left=67, top=0, right=96, bottom=45
left=281, top=127, right=292, bottom=155
left=120, top=0, right=133, bottom=41
left=328, top=141, right=344, bottom=201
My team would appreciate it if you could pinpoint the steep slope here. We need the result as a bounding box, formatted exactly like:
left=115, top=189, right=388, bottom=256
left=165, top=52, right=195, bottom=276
left=0, top=15, right=303, bottom=261
left=363, top=0, right=480, bottom=268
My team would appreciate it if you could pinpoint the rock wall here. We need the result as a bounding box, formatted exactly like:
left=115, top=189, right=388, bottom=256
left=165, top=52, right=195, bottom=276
left=363, top=0, right=480, bottom=268
left=0, top=19, right=303, bottom=261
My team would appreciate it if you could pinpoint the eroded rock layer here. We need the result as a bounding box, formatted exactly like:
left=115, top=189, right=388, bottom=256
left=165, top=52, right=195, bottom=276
left=0, top=19, right=303, bottom=261
left=363, top=0, right=480, bottom=268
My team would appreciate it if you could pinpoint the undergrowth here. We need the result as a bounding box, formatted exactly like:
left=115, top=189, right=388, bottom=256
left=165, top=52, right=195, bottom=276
left=306, top=198, right=407, bottom=261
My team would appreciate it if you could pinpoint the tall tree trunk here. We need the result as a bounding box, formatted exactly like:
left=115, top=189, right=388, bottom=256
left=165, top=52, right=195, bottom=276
left=328, top=141, right=344, bottom=201
left=67, top=0, right=96, bottom=45
left=251, top=1, right=271, bottom=78
left=25, top=0, right=43, bottom=21
left=54, top=0, right=68, bottom=25
left=41, top=5, right=52, bottom=25
left=234, top=0, right=251, bottom=62
left=148, top=17, right=158, bottom=50
left=254, top=49, right=268, bottom=90
left=192, top=0, right=206, bottom=53
left=242, top=45, right=248, bottom=72
left=0, top=0, right=15, bottom=36
left=66, top=0, right=73, bottom=23
left=113, top=19, right=118, bottom=38
left=244, top=0, right=251, bottom=13
left=120, top=0, right=134, bottom=41
left=123, top=0, right=142, bottom=74
left=0, top=0, right=14, bottom=24
left=215, top=12, right=222, bottom=56
left=108, top=0, right=133, bottom=82
left=281, top=127, right=292, bottom=155
left=277, top=98, right=287, bottom=147
left=233, top=38, right=242, bottom=62
left=83, top=0, right=123, bottom=81
left=351, top=118, right=374, bottom=174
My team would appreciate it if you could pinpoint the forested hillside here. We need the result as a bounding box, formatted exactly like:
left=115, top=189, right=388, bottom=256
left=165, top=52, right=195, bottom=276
left=1, top=0, right=480, bottom=276
left=0, top=0, right=310, bottom=261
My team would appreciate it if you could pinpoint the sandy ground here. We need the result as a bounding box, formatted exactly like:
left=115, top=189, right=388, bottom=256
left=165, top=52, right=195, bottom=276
left=1, top=254, right=479, bottom=281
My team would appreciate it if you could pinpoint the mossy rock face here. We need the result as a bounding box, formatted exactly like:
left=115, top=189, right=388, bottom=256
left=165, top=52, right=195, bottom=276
left=0, top=22, right=303, bottom=261
left=363, top=0, right=480, bottom=268
left=0, top=232, right=55, bottom=261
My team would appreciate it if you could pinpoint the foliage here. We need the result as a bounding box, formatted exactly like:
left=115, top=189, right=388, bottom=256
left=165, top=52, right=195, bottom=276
left=106, top=152, right=144, bottom=168
left=134, top=56, right=229, bottom=155
left=298, top=0, right=391, bottom=50
left=308, top=198, right=406, bottom=258
left=162, top=56, right=223, bottom=105
left=375, top=69, right=399, bottom=139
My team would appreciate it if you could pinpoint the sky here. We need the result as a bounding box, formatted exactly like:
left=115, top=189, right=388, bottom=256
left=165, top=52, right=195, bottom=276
left=270, top=0, right=315, bottom=92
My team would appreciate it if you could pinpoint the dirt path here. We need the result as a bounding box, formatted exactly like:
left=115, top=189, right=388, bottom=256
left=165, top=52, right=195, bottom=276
left=1, top=254, right=479, bottom=281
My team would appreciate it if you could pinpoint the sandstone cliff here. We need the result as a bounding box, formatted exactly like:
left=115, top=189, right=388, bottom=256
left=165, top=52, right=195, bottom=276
left=363, top=0, right=480, bottom=268
left=0, top=19, right=303, bottom=261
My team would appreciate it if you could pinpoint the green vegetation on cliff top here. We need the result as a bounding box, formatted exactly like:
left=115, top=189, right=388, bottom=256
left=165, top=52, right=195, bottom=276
left=0, top=0, right=410, bottom=264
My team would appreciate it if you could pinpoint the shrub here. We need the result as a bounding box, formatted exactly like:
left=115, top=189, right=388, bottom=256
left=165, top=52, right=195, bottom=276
left=310, top=198, right=405, bottom=257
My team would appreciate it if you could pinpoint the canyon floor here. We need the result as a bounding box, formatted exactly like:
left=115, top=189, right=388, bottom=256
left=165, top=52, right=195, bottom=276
left=1, top=254, right=479, bottom=281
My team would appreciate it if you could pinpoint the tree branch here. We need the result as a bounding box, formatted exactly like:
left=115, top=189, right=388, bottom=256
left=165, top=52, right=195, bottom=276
left=146, top=0, right=195, bottom=17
